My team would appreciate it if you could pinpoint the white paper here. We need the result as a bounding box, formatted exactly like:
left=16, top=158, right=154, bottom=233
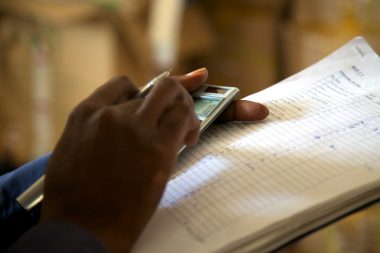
left=133, top=37, right=380, bottom=253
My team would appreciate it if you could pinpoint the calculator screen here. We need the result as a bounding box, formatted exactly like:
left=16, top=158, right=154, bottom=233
left=193, top=97, right=224, bottom=120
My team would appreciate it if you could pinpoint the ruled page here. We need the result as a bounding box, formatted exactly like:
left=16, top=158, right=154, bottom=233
left=133, top=37, right=380, bottom=253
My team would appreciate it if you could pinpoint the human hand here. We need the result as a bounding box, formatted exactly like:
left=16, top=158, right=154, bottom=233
left=40, top=67, right=268, bottom=253
left=41, top=75, right=200, bottom=252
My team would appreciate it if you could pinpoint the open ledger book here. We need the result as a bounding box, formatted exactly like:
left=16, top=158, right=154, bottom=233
left=133, top=37, right=380, bottom=253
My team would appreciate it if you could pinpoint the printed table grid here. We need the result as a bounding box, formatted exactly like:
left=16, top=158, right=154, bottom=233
left=159, top=69, right=380, bottom=241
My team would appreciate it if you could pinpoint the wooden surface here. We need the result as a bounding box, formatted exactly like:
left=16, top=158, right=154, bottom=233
left=278, top=203, right=380, bottom=253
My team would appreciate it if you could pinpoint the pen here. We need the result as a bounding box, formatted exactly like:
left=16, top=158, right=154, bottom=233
left=137, top=70, right=171, bottom=98
left=17, top=70, right=172, bottom=211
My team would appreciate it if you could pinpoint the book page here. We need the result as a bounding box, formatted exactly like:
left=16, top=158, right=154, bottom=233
left=133, top=37, right=380, bottom=253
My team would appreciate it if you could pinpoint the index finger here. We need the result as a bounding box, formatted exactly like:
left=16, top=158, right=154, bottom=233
left=86, top=75, right=139, bottom=106
left=137, top=77, right=193, bottom=125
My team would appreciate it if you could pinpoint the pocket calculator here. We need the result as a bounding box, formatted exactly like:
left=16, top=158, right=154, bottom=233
left=178, top=84, right=239, bottom=154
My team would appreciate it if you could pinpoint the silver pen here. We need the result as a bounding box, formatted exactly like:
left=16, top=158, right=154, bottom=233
left=137, top=70, right=171, bottom=98
left=17, top=70, right=171, bottom=211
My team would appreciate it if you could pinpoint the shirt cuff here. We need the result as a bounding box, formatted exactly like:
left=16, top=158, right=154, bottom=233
left=7, top=221, right=107, bottom=253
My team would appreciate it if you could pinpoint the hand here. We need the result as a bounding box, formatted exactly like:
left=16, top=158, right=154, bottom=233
left=40, top=68, right=269, bottom=253
left=41, top=75, right=200, bottom=252
left=174, top=67, right=269, bottom=122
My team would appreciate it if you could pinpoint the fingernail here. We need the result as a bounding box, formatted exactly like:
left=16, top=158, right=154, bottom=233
left=186, top=67, right=207, bottom=76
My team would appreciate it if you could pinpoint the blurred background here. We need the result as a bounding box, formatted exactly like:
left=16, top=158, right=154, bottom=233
left=1, top=0, right=380, bottom=252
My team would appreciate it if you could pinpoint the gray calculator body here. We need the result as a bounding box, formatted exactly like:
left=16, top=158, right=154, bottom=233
left=192, top=84, right=240, bottom=133
left=177, top=84, right=239, bottom=154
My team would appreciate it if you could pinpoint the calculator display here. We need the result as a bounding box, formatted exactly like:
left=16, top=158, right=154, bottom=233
left=194, top=97, right=224, bottom=121
left=177, top=84, right=239, bottom=154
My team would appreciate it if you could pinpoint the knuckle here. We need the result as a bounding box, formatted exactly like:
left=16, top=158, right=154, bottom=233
left=159, top=77, right=180, bottom=91
left=149, top=140, right=163, bottom=153
left=69, top=102, right=99, bottom=122
left=184, top=92, right=194, bottom=107
left=97, top=107, right=117, bottom=124
left=176, top=102, right=193, bottom=116
left=110, top=75, right=132, bottom=85
left=93, top=108, right=125, bottom=134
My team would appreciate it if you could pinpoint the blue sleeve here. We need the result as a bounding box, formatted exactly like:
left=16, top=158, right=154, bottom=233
left=0, top=154, right=51, bottom=250
left=7, top=221, right=107, bottom=253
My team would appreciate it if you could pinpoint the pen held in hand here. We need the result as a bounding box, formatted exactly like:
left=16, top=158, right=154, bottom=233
left=136, top=70, right=171, bottom=98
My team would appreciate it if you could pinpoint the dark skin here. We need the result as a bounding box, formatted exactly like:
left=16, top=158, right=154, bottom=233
left=41, top=68, right=269, bottom=252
